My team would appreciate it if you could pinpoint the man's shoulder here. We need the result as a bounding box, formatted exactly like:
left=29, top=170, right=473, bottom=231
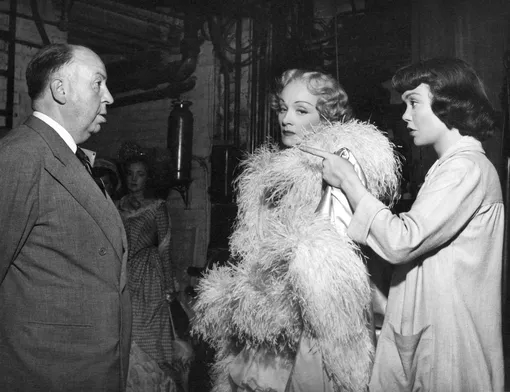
left=0, top=120, right=50, bottom=168
left=0, top=119, right=47, bottom=150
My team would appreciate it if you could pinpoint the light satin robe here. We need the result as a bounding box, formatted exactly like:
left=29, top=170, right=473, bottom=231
left=348, top=136, right=504, bottom=392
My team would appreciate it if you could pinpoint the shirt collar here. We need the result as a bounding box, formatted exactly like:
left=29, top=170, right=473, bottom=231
left=33, top=111, right=77, bottom=153
left=426, top=136, right=485, bottom=179
left=438, top=136, right=484, bottom=163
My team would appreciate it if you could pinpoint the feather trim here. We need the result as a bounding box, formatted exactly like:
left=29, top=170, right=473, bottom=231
left=192, top=120, right=401, bottom=391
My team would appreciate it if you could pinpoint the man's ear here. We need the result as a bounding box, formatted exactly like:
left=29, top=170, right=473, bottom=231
left=50, top=78, right=66, bottom=104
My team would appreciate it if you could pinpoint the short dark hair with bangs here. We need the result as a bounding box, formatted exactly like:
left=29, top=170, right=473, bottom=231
left=26, top=43, right=75, bottom=101
left=392, top=57, right=497, bottom=141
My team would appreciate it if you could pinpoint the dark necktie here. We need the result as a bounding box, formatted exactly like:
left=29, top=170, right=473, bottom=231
left=76, top=147, right=106, bottom=196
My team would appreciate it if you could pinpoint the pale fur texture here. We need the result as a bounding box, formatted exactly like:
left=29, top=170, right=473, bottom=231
left=192, top=120, right=402, bottom=391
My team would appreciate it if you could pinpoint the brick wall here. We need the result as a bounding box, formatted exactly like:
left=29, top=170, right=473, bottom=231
left=0, top=0, right=67, bottom=129
left=84, top=41, right=217, bottom=286
left=0, top=1, right=215, bottom=287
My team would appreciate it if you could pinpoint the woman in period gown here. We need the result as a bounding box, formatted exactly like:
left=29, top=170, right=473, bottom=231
left=191, top=69, right=402, bottom=392
left=118, top=151, right=192, bottom=392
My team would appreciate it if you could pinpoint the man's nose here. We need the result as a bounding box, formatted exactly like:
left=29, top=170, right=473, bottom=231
left=103, top=86, right=114, bottom=105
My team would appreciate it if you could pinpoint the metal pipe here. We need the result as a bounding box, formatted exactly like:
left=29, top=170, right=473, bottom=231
left=208, top=15, right=231, bottom=142
left=248, top=17, right=258, bottom=153
left=109, top=77, right=197, bottom=108
left=233, top=17, right=242, bottom=146
left=5, top=0, right=17, bottom=130
left=30, top=0, right=50, bottom=45
left=223, top=69, right=230, bottom=141
left=257, top=30, right=268, bottom=147
left=260, top=22, right=272, bottom=145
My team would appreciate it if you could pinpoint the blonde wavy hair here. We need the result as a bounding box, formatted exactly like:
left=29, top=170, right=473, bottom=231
left=270, top=69, right=353, bottom=123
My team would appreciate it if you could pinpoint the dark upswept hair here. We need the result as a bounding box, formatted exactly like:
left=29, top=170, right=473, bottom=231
left=270, top=69, right=353, bottom=122
left=392, top=57, right=497, bottom=141
left=123, top=155, right=151, bottom=178
left=26, top=43, right=75, bottom=100
left=122, top=154, right=154, bottom=191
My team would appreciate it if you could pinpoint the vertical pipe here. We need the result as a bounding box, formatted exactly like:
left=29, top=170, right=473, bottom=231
left=210, top=15, right=230, bottom=142
left=5, top=0, right=17, bottom=130
left=233, top=17, right=242, bottom=147
left=223, top=147, right=229, bottom=200
left=223, top=71, right=230, bottom=141
left=260, top=28, right=270, bottom=146
left=255, top=15, right=270, bottom=148
left=30, top=0, right=51, bottom=45
left=255, top=46, right=264, bottom=147
left=248, top=17, right=258, bottom=153
left=264, top=23, right=275, bottom=144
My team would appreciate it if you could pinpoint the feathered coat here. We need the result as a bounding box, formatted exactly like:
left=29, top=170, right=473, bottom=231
left=192, top=121, right=401, bottom=392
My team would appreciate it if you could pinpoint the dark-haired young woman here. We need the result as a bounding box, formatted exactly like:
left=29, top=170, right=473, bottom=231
left=303, top=58, right=504, bottom=392
left=118, top=153, right=193, bottom=392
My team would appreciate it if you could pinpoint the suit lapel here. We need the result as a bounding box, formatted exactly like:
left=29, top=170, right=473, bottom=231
left=24, top=116, right=125, bottom=262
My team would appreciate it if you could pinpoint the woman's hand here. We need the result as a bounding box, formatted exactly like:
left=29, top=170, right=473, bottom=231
left=298, top=145, right=357, bottom=187
left=299, top=145, right=369, bottom=210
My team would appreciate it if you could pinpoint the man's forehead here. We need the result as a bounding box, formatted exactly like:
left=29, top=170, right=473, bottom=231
left=71, top=48, right=106, bottom=71
left=62, top=63, right=106, bottom=81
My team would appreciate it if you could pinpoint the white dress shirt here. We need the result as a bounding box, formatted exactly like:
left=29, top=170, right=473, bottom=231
left=32, top=111, right=96, bottom=165
left=33, top=111, right=77, bottom=153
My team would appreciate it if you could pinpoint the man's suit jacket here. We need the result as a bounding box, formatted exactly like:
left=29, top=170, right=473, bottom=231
left=0, top=116, right=132, bottom=392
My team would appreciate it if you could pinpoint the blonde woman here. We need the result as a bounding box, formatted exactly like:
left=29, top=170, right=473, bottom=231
left=193, top=69, right=401, bottom=392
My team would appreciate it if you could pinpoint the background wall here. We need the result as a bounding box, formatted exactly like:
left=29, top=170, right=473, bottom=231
left=0, top=0, right=216, bottom=288
left=411, top=0, right=510, bottom=177
left=1, top=0, right=509, bottom=299
left=83, top=40, right=217, bottom=286
left=0, top=0, right=66, bottom=129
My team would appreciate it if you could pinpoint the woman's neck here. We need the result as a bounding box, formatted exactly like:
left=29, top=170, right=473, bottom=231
left=130, top=190, right=145, bottom=201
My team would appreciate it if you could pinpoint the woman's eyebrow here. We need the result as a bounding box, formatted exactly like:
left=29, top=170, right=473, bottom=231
left=402, top=91, right=418, bottom=100
left=293, top=100, right=314, bottom=107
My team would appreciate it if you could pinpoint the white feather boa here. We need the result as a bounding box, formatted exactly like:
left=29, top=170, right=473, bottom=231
left=192, top=120, right=402, bottom=392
